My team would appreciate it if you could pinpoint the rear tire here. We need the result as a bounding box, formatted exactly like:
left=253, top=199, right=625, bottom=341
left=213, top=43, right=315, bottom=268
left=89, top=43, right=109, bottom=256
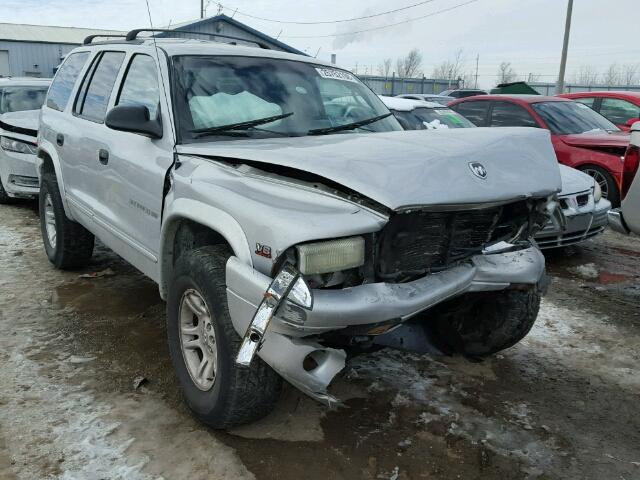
left=578, top=165, right=620, bottom=208
left=167, top=245, right=282, bottom=429
left=39, top=173, right=94, bottom=269
left=433, top=286, right=542, bottom=357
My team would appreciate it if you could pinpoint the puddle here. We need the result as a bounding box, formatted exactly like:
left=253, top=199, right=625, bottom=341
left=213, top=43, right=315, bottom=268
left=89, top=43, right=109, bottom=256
left=52, top=277, right=161, bottom=317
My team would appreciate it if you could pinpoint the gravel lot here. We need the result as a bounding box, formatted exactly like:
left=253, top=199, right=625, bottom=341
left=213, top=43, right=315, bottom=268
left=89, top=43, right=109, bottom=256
left=1, top=200, right=639, bottom=480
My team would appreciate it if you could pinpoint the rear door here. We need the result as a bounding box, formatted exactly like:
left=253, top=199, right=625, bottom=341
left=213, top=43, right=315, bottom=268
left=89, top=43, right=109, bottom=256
left=93, top=53, right=174, bottom=274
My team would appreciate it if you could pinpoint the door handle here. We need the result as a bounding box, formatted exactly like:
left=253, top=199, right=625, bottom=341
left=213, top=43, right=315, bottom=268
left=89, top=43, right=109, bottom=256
left=56, top=133, right=64, bottom=146
left=98, top=149, right=109, bottom=165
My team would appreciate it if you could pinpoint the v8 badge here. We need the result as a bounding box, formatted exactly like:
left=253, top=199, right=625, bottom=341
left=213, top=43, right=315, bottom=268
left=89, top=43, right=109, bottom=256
left=255, top=243, right=272, bottom=259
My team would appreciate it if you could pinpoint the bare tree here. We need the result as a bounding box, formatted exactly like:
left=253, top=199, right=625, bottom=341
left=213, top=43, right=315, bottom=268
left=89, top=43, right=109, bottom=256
left=497, top=62, right=517, bottom=84
left=527, top=73, right=542, bottom=83
left=395, top=49, right=423, bottom=78
left=603, top=63, right=621, bottom=86
left=622, top=63, right=640, bottom=86
left=377, top=58, right=392, bottom=77
left=432, top=49, right=465, bottom=81
left=573, top=65, right=599, bottom=86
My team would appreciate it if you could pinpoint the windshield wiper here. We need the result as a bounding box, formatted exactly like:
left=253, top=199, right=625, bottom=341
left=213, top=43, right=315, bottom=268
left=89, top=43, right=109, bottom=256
left=191, top=112, right=294, bottom=138
left=308, top=112, right=392, bottom=135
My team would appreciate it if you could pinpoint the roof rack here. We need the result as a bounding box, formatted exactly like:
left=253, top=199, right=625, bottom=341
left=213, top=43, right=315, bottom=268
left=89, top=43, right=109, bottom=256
left=125, top=29, right=271, bottom=50
left=83, top=34, right=128, bottom=45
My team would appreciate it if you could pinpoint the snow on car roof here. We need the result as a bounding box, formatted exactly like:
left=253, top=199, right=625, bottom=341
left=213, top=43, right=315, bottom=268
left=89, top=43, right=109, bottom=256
left=379, top=95, right=443, bottom=112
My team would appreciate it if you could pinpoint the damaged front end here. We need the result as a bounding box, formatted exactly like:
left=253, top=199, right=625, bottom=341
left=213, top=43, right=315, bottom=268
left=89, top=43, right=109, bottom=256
left=227, top=196, right=553, bottom=405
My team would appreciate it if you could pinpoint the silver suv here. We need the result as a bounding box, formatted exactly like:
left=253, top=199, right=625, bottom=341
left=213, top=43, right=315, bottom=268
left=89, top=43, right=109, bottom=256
left=36, top=30, right=561, bottom=428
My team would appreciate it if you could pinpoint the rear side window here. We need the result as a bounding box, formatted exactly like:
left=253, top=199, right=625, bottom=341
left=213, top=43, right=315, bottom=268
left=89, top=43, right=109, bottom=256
left=574, top=97, right=596, bottom=109
left=490, top=101, right=538, bottom=127
left=75, top=51, right=125, bottom=123
left=116, top=54, right=160, bottom=118
left=451, top=101, right=490, bottom=126
left=46, top=52, right=90, bottom=111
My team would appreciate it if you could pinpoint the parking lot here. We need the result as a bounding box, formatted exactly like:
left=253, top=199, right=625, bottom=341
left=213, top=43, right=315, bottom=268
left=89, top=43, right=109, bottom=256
left=0, top=199, right=638, bottom=479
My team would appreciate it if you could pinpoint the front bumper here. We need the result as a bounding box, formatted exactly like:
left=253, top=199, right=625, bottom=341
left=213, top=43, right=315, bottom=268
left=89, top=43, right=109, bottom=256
left=535, top=192, right=610, bottom=249
left=607, top=209, right=630, bottom=234
left=225, top=246, right=545, bottom=403
left=0, top=149, right=39, bottom=198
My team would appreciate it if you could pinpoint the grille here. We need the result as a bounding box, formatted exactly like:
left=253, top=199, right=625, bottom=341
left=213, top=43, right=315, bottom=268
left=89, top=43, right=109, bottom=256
left=377, top=202, right=530, bottom=281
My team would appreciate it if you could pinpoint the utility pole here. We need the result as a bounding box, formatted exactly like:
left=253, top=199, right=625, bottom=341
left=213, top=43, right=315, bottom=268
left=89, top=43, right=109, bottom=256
left=200, top=0, right=204, bottom=18
left=474, top=54, right=479, bottom=89
left=556, top=0, right=573, bottom=94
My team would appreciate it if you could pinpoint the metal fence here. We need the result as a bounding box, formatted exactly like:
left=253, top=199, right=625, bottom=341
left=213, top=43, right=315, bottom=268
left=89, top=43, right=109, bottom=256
left=530, top=82, right=640, bottom=95
left=358, top=75, right=460, bottom=96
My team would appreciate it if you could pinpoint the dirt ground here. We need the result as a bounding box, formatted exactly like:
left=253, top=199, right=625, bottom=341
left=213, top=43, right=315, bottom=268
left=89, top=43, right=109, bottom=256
left=0, top=200, right=639, bottom=480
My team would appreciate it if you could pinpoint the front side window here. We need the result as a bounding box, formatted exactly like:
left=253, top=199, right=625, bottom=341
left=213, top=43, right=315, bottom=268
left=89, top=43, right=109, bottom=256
left=532, top=101, right=619, bottom=135
left=0, top=86, right=49, bottom=113
left=46, top=52, right=90, bottom=112
left=451, top=100, right=490, bottom=126
left=172, top=56, right=400, bottom=142
left=599, top=98, right=640, bottom=125
left=490, top=102, right=538, bottom=128
left=75, top=51, right=125, bottom=123
left=116, top=54, right=160, bottom=118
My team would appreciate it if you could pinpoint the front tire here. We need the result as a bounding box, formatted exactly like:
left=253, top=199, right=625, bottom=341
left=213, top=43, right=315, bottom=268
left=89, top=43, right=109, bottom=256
left=433, top=286, right=542, bottom=357
left=0, top=177, right=11, bottom=204
left=167, top=245, right=282, bottom=429
left=579, top=165, right=620, bottom=208
left=39, top=173, right=94, bottom=269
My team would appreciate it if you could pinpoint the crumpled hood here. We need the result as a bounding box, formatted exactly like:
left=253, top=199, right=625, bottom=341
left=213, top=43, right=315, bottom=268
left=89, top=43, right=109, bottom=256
left=559, top=131, right=629, bottom=149
left=178, top=128, right=562, bottom=210
left=0, top=109, right=39, bottom=135
left=559, top=164, right=594, bottom=196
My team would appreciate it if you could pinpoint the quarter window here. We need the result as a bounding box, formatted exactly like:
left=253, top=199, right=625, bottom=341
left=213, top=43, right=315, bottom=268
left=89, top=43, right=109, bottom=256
left=116, top=55, right=160, bottom=118
left=599, top=98, right=640, bottom=125
left=451, top=101, right=490, bottom=126
left=75, top=51, right=125, bottom=123
left=490, top=102, right=538, bottom=127
left=46, top=52, right=90, bottom=112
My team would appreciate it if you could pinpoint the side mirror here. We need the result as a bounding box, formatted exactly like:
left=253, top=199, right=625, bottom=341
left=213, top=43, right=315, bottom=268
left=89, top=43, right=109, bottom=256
left=105, top=105, right=162, bottom=138
left=624, top=117, right=640, bottom=127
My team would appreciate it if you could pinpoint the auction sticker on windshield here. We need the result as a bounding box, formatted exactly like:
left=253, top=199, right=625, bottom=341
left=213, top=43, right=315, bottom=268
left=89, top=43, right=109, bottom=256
left=315, top=67, right=358, bottom=83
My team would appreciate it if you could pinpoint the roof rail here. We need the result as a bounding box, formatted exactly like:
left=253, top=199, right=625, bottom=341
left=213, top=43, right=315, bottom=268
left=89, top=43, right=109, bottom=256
left=124, top=29, right=271, bottom=50
left=83, top=34, right=128, bottom=45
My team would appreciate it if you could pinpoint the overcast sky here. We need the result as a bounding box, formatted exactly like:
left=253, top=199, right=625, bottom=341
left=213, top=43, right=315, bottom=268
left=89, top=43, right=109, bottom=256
left=3, top=0, right=639, bottom=87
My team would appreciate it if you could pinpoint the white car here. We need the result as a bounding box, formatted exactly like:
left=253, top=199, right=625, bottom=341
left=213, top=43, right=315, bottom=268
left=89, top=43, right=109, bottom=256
left=608, top=121, right=640, bottom=234
left=0, top=77, right=50, bottom=203
left=381, top=96, right=611, bottom=249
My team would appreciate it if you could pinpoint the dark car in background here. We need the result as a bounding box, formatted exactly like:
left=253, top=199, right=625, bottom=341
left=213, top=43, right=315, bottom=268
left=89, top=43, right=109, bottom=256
left=558, top=91, right=640, bottom=132
left=449, top=95, right=629, bottom=206
left=439, top=88, right=487, bottom=99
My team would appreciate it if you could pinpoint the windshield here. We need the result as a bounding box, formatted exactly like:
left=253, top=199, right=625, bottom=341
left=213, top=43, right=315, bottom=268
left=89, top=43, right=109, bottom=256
left=0, top=86, right=49, bottom=114
left=532, top=101, right=620, bottom=135
left=392, top=107, right=475, bottom=130
left=172, top=55, right=401, bottom=142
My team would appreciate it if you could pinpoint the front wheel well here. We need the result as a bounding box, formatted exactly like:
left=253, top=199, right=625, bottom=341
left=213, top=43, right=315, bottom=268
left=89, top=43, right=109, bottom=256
left=38, top=150, right=55, bottom=176
left=172, top=219, right=231, bottom=265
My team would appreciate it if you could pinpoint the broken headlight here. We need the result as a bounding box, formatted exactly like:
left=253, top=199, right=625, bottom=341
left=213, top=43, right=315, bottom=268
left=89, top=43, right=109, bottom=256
left=296, top=236, right=365, bottom=275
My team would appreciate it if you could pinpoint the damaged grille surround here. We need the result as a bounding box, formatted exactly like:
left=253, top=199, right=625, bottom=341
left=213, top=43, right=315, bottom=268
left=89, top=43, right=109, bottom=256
left=376, top=200, right=548, bottom=283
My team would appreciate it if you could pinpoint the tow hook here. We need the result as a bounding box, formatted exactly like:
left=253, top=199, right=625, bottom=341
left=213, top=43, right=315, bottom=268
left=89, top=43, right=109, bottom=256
left=236, top=263, right=312, bottom=366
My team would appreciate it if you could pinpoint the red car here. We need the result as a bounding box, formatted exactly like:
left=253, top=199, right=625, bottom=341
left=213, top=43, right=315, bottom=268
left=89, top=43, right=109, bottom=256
left=449, top=95, right=629, bottom=206
left=558, top=91, right=640, bottom=132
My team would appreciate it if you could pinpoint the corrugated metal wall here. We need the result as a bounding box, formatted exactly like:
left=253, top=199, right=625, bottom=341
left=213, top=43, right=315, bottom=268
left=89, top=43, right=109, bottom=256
left=530, top=82, right=640, bottom=95
left=0, top=41, right=76, bottom=78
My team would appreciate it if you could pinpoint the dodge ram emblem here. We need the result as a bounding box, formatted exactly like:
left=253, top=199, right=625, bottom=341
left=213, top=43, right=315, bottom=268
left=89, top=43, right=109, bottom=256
left=469, top=162, right=488, bottom=179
